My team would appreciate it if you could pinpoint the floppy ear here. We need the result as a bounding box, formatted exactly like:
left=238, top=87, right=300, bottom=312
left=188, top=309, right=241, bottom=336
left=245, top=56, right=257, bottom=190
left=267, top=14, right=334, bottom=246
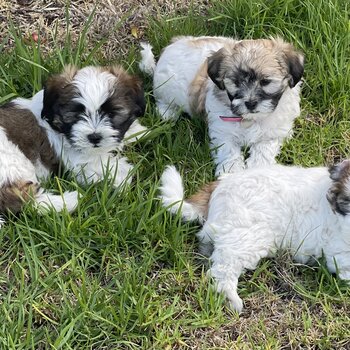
left=286, top=51, right=304, bottom=87
left=327, top=160, right=350, bottom=216
left=207, top=48, right=227, bottom=90
left=108, top=66, right=146, bottom=118
left=281, top=44, right=304, bottom=88
left=41, top=65, right=78, bottom=131
left=126, top=76, right=146, bottom=118
left=329, top=159, right=350, bottom=181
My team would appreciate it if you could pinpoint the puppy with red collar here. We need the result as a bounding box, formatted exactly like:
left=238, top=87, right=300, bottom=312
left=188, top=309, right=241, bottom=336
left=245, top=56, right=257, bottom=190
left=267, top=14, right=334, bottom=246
left=140, top=36, right=304, bottom=175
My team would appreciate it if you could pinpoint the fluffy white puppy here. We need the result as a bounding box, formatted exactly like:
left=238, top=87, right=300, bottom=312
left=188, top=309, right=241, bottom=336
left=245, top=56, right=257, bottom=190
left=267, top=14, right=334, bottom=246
left=0, top=103, right=78, bottom=227
left=159, top=161, right=350, bottom=313
left=140, top=36, right=304, bottom=175
left=15, top=65, right=146, bottom=188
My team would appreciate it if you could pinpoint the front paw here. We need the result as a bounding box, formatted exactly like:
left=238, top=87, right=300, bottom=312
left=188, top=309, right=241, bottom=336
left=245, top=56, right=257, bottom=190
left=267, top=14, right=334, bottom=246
left=112, top=158, right=134, bottom=188
left=124, top=120, right=149, bottom=144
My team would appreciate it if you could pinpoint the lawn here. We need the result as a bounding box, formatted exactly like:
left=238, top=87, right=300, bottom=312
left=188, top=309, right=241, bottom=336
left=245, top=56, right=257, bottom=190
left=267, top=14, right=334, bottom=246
left=0, top=0, right=349, bottom=348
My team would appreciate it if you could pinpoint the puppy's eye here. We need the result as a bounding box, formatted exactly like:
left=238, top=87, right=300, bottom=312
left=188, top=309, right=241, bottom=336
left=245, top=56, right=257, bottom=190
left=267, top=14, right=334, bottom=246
left=260, top=79, right=271, bottom=86
left=63, top=112, right=81, bottom=123
left=227, top=92, right=234, bottom=101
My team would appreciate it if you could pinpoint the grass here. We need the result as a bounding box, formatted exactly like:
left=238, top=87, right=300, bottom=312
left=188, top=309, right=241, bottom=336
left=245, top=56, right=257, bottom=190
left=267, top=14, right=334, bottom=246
left=0, top=0, right=349, bottom=348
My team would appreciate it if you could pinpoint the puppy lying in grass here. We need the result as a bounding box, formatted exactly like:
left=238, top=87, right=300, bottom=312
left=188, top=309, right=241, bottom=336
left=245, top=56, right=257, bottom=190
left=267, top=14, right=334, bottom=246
left=14, top=65, right=146, bottom=188
left=159, top=161, right=350, bottom=312
left=0, top=65, right=146, bottom=227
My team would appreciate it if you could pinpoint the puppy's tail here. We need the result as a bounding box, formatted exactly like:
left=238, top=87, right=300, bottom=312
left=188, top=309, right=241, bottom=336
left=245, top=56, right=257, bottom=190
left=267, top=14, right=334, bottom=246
left=159, top=166, right=217, bottom=224
left=139, top=42, right=156, bottom=76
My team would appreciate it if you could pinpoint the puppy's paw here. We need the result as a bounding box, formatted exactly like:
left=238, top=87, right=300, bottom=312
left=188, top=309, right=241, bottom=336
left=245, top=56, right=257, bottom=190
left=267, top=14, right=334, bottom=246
left=213, top=277, right=244, bottom=314
left=227, top=293, right=244, bottom=314
left=124, top=120, right=149, bottom=144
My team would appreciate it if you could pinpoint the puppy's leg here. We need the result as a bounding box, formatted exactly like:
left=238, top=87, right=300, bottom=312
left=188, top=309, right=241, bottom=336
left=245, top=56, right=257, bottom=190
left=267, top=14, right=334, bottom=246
left=211, top=139, right=245, bottom=176
left=35, top=189, right=78, bottom=213
left=208, top=250, right=244, bottom=313
left=197, top=227, right=214, bottom=256
left=156, top=101, right=181, bottom=121
left=207, top=225, right=275, bottom=313
left=108, top=157, right=134, bottom=188
left=246, top=139, right=281, bottom=168
left=124, top=120, right=148, bottom=144
left=324, top=251, right=350, bottom=281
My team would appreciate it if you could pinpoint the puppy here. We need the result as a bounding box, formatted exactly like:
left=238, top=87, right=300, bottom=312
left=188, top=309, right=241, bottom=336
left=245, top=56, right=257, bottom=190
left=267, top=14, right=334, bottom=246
left=139, top=36, right=304, bottom=175
left=14, top=65, right=146, bottom=187
left=159, top=161, right=350, bottom=313
left=0, top=104, right=78, bottom=226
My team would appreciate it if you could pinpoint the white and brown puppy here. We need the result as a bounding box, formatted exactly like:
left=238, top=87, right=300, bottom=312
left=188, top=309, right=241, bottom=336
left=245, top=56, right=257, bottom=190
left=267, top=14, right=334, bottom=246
left=159, top=161, right=350, bottom=313
left=139, top=36, right=304, bottom=175
left=0, top=104, right=78, bottom=227
left=15, top=65, right=146, bottom=188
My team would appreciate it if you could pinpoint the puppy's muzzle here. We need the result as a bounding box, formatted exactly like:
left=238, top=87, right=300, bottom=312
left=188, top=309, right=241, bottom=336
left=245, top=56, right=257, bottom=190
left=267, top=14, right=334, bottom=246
left=244, top=100, right=258, bottom=111
left=88, top=133, right=102, bottom=147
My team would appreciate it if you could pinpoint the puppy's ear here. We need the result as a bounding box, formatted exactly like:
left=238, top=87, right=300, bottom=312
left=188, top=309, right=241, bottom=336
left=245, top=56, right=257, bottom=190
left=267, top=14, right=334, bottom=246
left=109, top=66, right=146, bottom=118
left=207, top=48, right=227, bottom=90
left=329, top=159, right=350, bottom=181
left=126, top=76, right=146, bottom=118
left=278, top=40, right=304, bottom=88
left=41, top=65, right=78, bottom=131
left=327, top=160, right=350, bottom=216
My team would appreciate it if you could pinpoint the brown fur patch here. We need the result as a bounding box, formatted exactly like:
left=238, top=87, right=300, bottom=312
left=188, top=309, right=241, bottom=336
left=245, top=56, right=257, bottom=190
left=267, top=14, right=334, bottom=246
left=0, top=180, right=39, bottom=214
left=187, top=181, right=218, bottom=220
left=189, top=60, right=209, bottom=116
left=0, top=105, right=59, bottom=173
left=103, top=65, right=146, bottom=127
left=177, top=36, right=235, bottom=48
left=106, top=65, right=144, bottom=98
left=327, top=160, right=350, bottom=215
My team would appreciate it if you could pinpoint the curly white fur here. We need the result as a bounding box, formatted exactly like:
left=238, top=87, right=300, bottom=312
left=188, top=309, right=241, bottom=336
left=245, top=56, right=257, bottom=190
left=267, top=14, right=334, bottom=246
left=159, top=163, right=350, bottom=313
left=14, top=66, right=146, bottom=188
left=140, top=36, right=303, bottom=175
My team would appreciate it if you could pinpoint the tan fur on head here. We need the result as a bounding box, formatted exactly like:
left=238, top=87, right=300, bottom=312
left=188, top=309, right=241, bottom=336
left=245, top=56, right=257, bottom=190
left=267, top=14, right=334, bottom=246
left=45, top=64, right=78, bottom=91
left=204, top=37, right=305, bottom=119
left=208, top=37, right=304, bottom=91
left=106, top=65, right=144, bottom=98
left=62, top=64, right=79, bottom=82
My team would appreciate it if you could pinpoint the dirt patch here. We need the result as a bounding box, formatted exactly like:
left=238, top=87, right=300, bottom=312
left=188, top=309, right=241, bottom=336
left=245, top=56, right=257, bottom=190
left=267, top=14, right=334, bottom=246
left=0, top=0, right=210, bottom=60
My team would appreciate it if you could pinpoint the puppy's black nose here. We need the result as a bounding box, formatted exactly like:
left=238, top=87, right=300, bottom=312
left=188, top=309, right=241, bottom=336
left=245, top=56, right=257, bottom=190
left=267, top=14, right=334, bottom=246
left=245, top=100, right=258, bottom=110
left=88, top=133, right=102, bottom=145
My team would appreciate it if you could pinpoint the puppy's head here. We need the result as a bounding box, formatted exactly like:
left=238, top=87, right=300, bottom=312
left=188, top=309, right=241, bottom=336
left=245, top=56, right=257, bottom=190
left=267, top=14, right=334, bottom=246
left=207, top=37, right=304, bottom=117
left=327, top=160, right=350, bottom=216
left=42, top=65, right=145, bottom=152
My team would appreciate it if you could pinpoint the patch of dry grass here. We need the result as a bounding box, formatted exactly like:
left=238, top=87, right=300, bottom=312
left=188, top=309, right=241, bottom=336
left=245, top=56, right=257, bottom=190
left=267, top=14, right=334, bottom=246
left=0, top=0, right=210, bottom=60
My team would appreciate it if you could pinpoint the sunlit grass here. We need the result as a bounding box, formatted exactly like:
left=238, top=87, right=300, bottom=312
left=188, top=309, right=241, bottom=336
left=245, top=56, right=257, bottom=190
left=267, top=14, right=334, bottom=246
left=0, top=0, right=349, bottom=348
